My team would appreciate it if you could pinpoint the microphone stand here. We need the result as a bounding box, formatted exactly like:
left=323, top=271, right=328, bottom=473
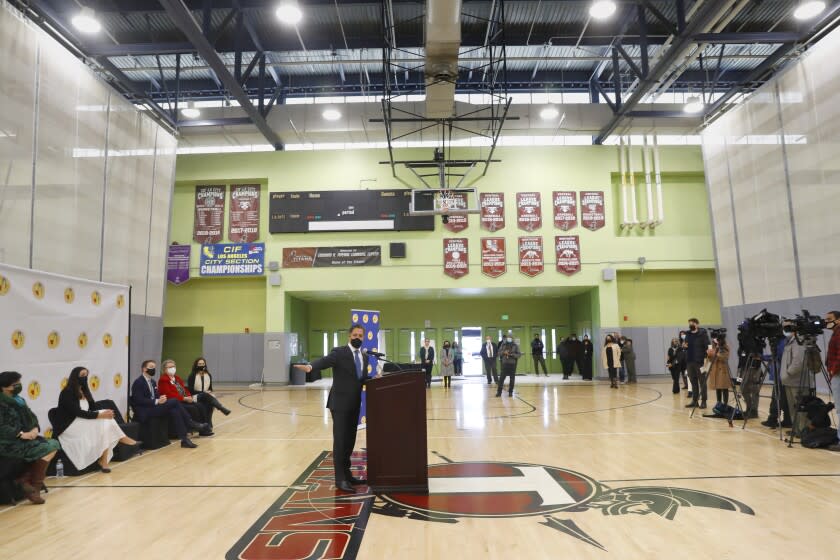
left=368, top=354, right=403, bottom=374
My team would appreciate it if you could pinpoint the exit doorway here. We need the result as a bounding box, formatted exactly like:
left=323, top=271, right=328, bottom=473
left=459, top=326, right=483, bottom=376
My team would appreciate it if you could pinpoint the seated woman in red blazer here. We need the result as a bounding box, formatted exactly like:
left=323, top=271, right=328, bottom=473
left=157, top=359, right=213, bottom=437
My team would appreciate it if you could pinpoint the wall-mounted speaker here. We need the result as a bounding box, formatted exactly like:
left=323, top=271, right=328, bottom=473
left=390, top=242, right=406, bottom=259
left=602, top=268, right=616, bottom=281
left=269, top=273, right=282, bottom=286
left=268, top=260, right=280, bottom=271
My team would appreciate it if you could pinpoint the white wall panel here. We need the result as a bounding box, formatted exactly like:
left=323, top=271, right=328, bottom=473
left=147, top=130, right=177, bottom=317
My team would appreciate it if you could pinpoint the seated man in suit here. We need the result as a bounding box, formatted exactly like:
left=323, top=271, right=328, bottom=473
left=129, top=360, right=210, bottom=449
left=295, top=324, right=379, bottom=493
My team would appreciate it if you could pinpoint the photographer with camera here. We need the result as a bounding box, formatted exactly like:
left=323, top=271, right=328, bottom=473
left=823, top=311, right=840, bottom=451
left=780, top=324, right=814, bottom=438
left=684, top=318, right=711, bottom=409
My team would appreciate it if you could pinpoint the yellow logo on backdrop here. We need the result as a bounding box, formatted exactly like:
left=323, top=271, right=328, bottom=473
left=47, top=331, right=60, bottom=349
left=360, top=415, right=366, bottom=424
left=372, top=315, right=379, bottom=324
left=91, top=291, right=101, bottom=305
left=0, top=275, right=10, bottom=295
left=32, top=281, right=45, bottom=299
left=44, top=428, right=53, bottom=439
left=114, top=373, right=122, bottom=388
left=60, top=377, right=68, bottom=390
left=116, top=294, right=125, bottom=309
left=64, top=287, right=75, bottom=304
left=363, top=314, right=369, bottom=324
left=28, top=381, right=40, bottom=400
left=102, top=333, right=113, bottom=348
left=78, top=332, right=88, bottom=348
left=11, top=330, right=25, bottom=349
left=352, top=313, right=359, bottom=323
left=367, top=331, right=374, bottom=340
left=90, top=375, right=100, bottom=391
left=367, top=364, right=372, bottom=373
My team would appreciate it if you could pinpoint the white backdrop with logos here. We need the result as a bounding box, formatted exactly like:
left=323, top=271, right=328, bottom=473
left=0, top=263, right=129, bottom=435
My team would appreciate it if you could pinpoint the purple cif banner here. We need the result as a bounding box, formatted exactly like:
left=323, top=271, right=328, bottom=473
left=351, top=309, right=380, bottom=429
left=167, top=244, right=191, bottom=285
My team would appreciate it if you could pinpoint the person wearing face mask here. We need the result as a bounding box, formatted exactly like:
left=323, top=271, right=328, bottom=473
left=683, top=318, right=711, bottom=408
left=419, top=338, right=435, bottom=389
left=440, top=341, right=454, bottom=388
left=480, top=335, right=499, bottom=385
left=581, top=335, right=594, bottom=380
left=496, top=334, right=521, bottom=397
left=823, top=311, right=840, bottom=451
left=294, top=324, right=378, bottom=493
left=531, top=334, right=548, bottom=376
left=0, top=371, right=60, bottom=504
left=157, top=359, right=213, bottom=436
left=678, top=331, right=689, bottom=392
left=667, top=338, right=682, bottom=394
left=187, top=357, right=232, bottom=429
left=53, top=367, right=140, bottom=473
left=130, top=360, right=210, bottom=449
left=602, top=336, right=621, bottom=388
left=621, top=338, right=637, bottom=384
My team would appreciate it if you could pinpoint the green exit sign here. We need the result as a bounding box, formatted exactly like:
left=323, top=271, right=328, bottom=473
left=501, top=314, right=509, bottom=321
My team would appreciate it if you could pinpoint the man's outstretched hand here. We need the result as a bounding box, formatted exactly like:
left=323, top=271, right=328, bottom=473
left=293, top=364, right=313, bottom=373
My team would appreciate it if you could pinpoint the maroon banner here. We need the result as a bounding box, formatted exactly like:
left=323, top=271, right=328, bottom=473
left=443, top=238, right=469, bottom=279
left=553, top=191, right=578, bottom=231
left=518, top=236, right=544, bottom=277
left=229, top=184, right=261, bottom=242
left=517, top=192, right=542, bottom=231
left=479, top=192, right=505, bottom=232
left=443, top=192, right=469, bottom=233
left=555, top=235, right=581, bottom=276
left=580, top=191, right=605, bottom=231
left=194, top=185, right=225, bottom=244
left=480, top=237, right=506, bottom=278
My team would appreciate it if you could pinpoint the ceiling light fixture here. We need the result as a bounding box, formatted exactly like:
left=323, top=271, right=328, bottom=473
left=71, top=7, right=102, bottom=34
left=322, top=108, right=342, bottom=121
left=539, top=106, right=560, bottom=120
left=793, top=1, right=826, bottom=20
left=275, top=1, right=303, bottom=25
left=180, top=104, right=201, bottom=119
left=683, top=95, right=704, bottom=114
left=589, top=0, right=617, bottom=20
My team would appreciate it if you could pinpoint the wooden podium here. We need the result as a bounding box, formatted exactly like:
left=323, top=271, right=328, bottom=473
left=366, top=370, right=428, bottom=493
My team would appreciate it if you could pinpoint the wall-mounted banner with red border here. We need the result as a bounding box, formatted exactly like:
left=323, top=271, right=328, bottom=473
left=517, top=192, right=542, bottom=231
left=480, top=237, right=506, bottom=278
left=555, top=235, right=581, bottom=275
left=443, top=192, right=469, bottom=233
left=518, top=236, right=544, bottom=277
left=193, top=185, right=225, bottom=244
left=443, top=238, right=469, bottom=279
left=553, top=191, right=577, bottom=231
left=229, top=184, right=260, bottom=242
left=580, top=191, right=605, bottom=231
left=479, top=192, right=505, bottom=231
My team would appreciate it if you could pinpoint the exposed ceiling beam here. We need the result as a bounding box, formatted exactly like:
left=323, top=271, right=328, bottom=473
left=158, top=0, right=284, bottom=148
left=691, top=32, right=801, bottom=44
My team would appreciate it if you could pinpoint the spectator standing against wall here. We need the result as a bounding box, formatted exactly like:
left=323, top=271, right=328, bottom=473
left=531, top=334, right=548, bottom=376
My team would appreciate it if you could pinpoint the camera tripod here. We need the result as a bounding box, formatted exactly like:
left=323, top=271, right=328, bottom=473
left=786, top=336, right=833, bottom=448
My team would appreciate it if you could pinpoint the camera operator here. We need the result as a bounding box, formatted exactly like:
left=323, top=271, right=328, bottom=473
left=707, top=331, right=732, bottom=406
left=684, top=318, right=711, bottom=409
left=737, top=322, right=761, bottom=419
left=780, top=326, right=813, bottom=437
left=824, top=311, right=840, bottom=451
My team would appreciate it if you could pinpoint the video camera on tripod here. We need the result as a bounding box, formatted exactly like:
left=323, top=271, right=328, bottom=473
left=783, top=310, right=826, bottom=339
left=736, top=309, right=783, bottom=356
left=710, top=327, right=727, bottom=340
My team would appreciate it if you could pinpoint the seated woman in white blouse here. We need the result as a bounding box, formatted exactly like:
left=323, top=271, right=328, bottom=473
left=186, top=357, right=231, bottom=429
left=53, top=367, right=139, bottom=473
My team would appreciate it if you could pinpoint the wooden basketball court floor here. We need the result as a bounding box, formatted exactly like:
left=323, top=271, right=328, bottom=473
left=2, top=374, right=838, bottom=560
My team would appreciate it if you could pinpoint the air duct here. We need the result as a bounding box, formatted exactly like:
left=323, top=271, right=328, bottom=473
left=425, top=0, right=462, bottom=118
left=627, top=136, right=639, bottom=229
left=641, top=135, right=655, bottom=229
left=619, top=137, right=629, bottom=229
left=653, top=134, right=664, bottom=227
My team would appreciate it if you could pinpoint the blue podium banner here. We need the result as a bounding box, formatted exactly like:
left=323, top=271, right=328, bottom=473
left=352, top=309, right=380, bottom=429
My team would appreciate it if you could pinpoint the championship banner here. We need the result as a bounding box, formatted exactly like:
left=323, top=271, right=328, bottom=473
left=580, top=191, right=606, bottom=231
left=517, top=192, right=542, bottom=231
left=199, top=243, right=265, bottom=276
left=351, top=309, right=380, bottom=429
left=553, top=191, right=578, bottom=231
left=193, top=185, right=225, bottom=244
left=0, top=263, right=129, bottom=437
left=556, top=235, right=582, bottom=275
left=282, top=246, right=382, bottom=268
left=442, top=192, right=469, bottom=233
left=229, top=184, right=260, bottom=243
left=443, top=238, right=469, bottom=279
left=518, top=236, right=544, bottom=277
left=480, top=237, right=506, bottom=278
left=166, top=244, right=191, bottom=285
left=479, top=192, right=505, bottom=231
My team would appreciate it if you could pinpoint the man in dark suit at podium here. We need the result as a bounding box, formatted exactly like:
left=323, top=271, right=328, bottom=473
left=294, top=324, right=370, bottom=493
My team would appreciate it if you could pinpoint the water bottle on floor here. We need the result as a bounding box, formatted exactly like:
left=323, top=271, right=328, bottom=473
left=56, top=459, right=64, bottom=478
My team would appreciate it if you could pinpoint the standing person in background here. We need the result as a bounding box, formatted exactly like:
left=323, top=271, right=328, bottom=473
left=452, top=342, right=463, bottom=377
left=621, top=338, right=637, bottom=384
left=581, top=335, right=594, bottom=380
left=419, top=338, right=435, bottom=388
left=667, top=338, right=682, bottom=394
left=480, top=335, right=499, bottom=386
left=496, top=334, right=521, bottom=397
left=531, top=334, right=548, bottom=376
left=440, top=341, right=454, bottom=389
left=677, top=331, right=689, bottom=394
left=684, top=318, right=711, bottom=409
left=602, top=336, right=621, bottom=389
left=558, top=337, right=574, bottom=379
left=707, top=334, right=732, bottom=405
left=570, top=335, right=584, bottom=379
left=617, top=336, right=627, bottom=383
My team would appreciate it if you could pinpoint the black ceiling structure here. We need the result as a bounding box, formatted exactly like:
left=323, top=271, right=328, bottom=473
left=10, top=0, right=840, bottom=147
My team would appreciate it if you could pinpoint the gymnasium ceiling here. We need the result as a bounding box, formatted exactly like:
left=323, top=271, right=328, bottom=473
left=13, top=0, right=840, bottom=150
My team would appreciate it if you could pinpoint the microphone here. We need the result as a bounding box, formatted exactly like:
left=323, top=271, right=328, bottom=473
left=365, top=350, right=386, bottom=358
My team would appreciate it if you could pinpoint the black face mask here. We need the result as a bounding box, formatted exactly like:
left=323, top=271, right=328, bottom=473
left=145, top=368, right=156, bottom=377
left=197, top=365, right=206, bottom=371
left=689, top=325, right=697, bottom=331
left=350, top=338, right=363, bottom=349
left=12, top=383, right=23, bottom=396
left=79, top=377, right=88, bottom=386
left=444, top=344, right=450, bottom=349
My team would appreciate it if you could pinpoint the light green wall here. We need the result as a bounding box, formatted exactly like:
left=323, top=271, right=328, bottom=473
left=170, top=145, right=713, bottom=331
left=164, top=277, right=266, bottom=333
left=616, top=270, right=721, bottom=326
